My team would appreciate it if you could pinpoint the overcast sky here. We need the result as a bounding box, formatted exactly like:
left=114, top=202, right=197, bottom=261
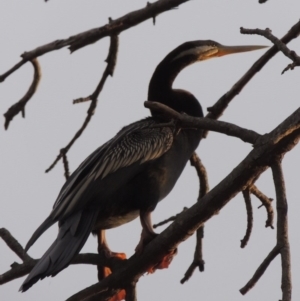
left=1, top=1, right=300, bottom=301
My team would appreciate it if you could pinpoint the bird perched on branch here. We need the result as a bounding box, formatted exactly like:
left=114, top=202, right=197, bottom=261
left=20, top=40, right=266, bottom=293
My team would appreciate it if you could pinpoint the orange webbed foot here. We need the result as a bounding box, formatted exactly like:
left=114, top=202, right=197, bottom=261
left=147, top=248, right=177, bottom=274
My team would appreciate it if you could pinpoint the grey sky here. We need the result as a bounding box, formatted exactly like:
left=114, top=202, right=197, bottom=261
left=1, top=1, right=300, bottom=300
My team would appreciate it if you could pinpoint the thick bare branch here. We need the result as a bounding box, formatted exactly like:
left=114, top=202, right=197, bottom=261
left=240, top=189, right=253, bottom=248
left=3, top=59, right=41, bottom=130
left=45, top=35, right=119, bottom=174
left=144, top=101, right=260, bottom=144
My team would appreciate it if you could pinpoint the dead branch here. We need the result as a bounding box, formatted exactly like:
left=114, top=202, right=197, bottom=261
left=240, top=189, right=253, bottom=248
left=190, top=152, right=210, bottom=199
left=61, top=150, right=70, bottom=180
left=0, top=228, right=32, bottom=263
left=240, top=162, right=292, bottom=300
left=250, top=184, right=274, bottom=228
left=144, top=101, right=260, bottom=144
left=45, top=35, right=118, bottom=174
left=272, top=161, right=291, bottom=301
left=180, top=153, right=209, bottom=283
left=66, top=107, right=300, bottom=301
left=240, top=245, right=280, bottom=295
left=153, top=207, right=188, bottom=228
left=0, top=0, right=189, bottom=83
left=3, top=59, right=41, bottom=130
left=202, top=19, right=300, bottom=137
left=240, top=27, right=300, bottom=74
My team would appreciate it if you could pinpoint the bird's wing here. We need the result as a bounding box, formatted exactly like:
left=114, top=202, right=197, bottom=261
left=51, top=118, right=174, bottom=218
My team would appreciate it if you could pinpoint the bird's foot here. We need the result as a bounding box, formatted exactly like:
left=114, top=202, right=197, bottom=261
left=98, top=247, right=127, bottom=301
left=135, top=230, right=177, bottom=273
left=147, top=248, right=177, bottom=273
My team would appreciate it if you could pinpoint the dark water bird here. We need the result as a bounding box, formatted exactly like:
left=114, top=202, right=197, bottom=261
left=20, top=40, right=266, bottom=292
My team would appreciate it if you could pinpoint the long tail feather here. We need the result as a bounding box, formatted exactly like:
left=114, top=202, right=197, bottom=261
left=25, top=216, right=55, bottom=252
left=20, top=209, right=99, bottom=292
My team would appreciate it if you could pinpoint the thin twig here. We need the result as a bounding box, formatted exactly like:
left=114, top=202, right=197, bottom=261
left=125, top=282, right=137, bottom=301
left=45, top=35, right=119, bottom=174
left=240, top=245, right=280, bottom=295
left=203, top=20, right=300, bottom=137
left=4, top=59, right=41, bottom=130
left=61, top=150, right=70, bottom=180
left=153, top=207, right=188, bottom=228
left=240, top=189, right=253, bottom=248
left=0, top=0, right=189, bottom=82
left=181, top=153, right=209, bottom=283
left=272, top=161, right=292, bottom=301
left=250, top=184, right=274, bottom=228
left=240, top=27, right=300, bottom=74
left=180, top=226, right=205, bottom=284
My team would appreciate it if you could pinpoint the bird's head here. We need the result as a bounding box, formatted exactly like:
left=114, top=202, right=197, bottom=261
left=148, top=40, right=267, bottom=117
left=150, top=40, right=267, bottom=89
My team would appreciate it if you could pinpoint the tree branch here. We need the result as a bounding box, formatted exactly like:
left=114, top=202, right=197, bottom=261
left=67, top=107, right=300, bottom=301
left=240, top=189, right=253, bottom=248
left=203, top=19, right=300, bottom=137
left=240, top=27, right=300, bottom=74
left=240, top=245, right=280, bottom=295
left=271, top=162, right=292, bottom=301
left=144, top=101, right=260, bottom=144
left=45, top=35, right=119, bottom=174
left=240, top=160, right=292, bottom=299
left=0, top=0, right=189, bottom=83
left=3, top=59, right=41, bottom=130
left=180, top=153, right=209, bottom=283
left=250, top=184, right=274, bottom=228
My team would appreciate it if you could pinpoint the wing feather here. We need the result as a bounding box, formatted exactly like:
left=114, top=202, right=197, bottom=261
left=50, top=118, right=174, bottom=220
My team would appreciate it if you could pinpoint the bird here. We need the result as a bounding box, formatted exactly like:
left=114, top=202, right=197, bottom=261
left=20, top=40, right=266, bottom=293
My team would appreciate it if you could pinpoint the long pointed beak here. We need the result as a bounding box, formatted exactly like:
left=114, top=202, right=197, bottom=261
left=217, top=44, right=268, bottom=57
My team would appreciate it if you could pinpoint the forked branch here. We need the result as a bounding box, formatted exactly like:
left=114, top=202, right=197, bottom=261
left=45, top=35, right=119, bottom=174
left=240, top=162, right=291, bottom=301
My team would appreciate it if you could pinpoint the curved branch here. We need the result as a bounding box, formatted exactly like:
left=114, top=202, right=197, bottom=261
left=250, top=184, right=274, bottom=228
left=4, top=59, right=41, bottom=130
left=240, top=189, right=253, bottom=248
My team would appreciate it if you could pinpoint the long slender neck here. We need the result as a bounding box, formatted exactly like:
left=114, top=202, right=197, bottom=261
left=147, top=48, right=203, bottom=118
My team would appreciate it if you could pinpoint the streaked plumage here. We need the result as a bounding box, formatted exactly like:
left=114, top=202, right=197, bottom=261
left=20, top=40, right=266, bottom=292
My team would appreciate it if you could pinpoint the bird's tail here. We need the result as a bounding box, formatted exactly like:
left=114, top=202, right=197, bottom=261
left=20, top=209, right=99, bottom=292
